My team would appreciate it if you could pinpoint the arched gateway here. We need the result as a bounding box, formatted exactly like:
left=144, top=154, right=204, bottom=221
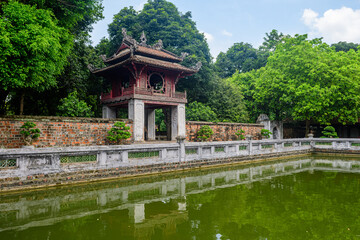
left=89, top=29, right=201, bottom=141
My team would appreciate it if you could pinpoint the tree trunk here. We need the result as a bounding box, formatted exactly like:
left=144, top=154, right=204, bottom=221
left=305, top=119, right=310, bottom=137
left=0, top=89, right=8, bottom=115
left=20, top=92, right=25, bottom=115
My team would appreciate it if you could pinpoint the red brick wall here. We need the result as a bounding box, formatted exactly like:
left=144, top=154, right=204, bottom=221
left=186, top=121, right=263, bottom=141
left=0, top=116, right=133, bottom=148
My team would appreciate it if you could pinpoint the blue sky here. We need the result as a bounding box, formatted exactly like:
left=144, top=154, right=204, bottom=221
left=90, top=0, right=360, bottom=58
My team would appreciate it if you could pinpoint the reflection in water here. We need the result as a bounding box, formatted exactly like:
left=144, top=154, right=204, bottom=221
left=1, top=155, right=360, bottom=239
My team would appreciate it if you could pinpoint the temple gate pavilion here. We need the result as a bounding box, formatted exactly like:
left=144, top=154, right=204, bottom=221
left=89, top=29, right=201, bottom=141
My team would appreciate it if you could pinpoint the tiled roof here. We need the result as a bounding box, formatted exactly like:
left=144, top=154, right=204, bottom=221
left=135, top=46, right=182, bottom=62
left=93, top=55, right=196, bottom=75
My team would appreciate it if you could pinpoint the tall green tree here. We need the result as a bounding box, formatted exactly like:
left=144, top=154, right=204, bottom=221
left=230, top=34, right=360, bottom=134
left=215, top=42, right=263, bottom=78
left=0, top=1, right=72, bottom=115
left=2, top=0, right=104, bottom=116
left=331, top=41, right=359, bottom=52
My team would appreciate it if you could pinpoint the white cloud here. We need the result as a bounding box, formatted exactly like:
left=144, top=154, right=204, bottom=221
left=135, top=1, right=146, bottom=11
left=202, top=31, right=214, bottom=43
left=302, top=7, right=360, bottom=43
left=221, top=30, right=233, bottom=37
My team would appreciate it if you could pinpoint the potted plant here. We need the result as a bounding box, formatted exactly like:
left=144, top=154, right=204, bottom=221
left=20, top=121, right=40, bottom=148
left=321, top=126, right=338, bottom=138
left=107, top=121, right=132, bottom=144
left=260, top=129, right=272, bottom=139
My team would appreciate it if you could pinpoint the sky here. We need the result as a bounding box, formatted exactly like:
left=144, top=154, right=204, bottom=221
left=90, top=0, right=360, bottom=59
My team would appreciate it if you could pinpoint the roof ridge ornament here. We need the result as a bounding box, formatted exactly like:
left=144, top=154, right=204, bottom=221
left=192, top=61, right=202, bottom=71
left=153, top=39, right=163, bottom=50
left=180, top=52, right=189, bottom=60
left=122, top=28, right=138, bottom=47
left=140, top=31, right=147, bottom=46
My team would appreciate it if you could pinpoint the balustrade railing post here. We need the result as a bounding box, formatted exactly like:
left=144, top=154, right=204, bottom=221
left=98, top=151, right=107, bottom=166
left=121, top=151, right=128, bottom=163
left=246, top=135, right=253, bottom=155
left=161, top=149, right=167, bottom=161
left=176, top=136, right=186, bottom=162
left=332, top=141, right=336, bottom=149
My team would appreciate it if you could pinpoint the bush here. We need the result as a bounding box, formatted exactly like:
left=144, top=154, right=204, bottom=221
left=20, top=121, right=40, bottom=146
left=57, top=91, right=94, bottom=117
left=196, top=125, right=214, bottom=141
left=261, top=129, right=272, bottom=139
left=235, top=129, right=245, bottom=140
left=107, top=121, right=131, bottom=144
left=321, top=126, right=338, bottom=138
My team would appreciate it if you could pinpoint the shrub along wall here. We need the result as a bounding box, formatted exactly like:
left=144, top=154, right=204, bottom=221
left=186, top=121, right=263, bottom=142
left=0, top=116, right=133, bottom=148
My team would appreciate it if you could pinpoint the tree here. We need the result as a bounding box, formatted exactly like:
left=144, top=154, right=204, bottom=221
left=215, top=42, right=263, bottom=78
left=230, top=34, right=360, bottom=134
left=0, top=1, right=72, bottom=115
left=186, top=101, right=218, bottom=122
left=331, top=41, right=359, bottom=52
left=57, top=91, right=94, bottom=117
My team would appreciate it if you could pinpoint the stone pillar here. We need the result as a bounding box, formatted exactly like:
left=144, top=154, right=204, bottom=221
left=102, top=105, right=116, bottom=119
left=171, top=104, right=186, bottom=140
left=147, top=108, right=156, bottom=140
left=128, top=99, right=144, bottom=141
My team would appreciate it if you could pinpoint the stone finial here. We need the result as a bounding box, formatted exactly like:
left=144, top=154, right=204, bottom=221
left=307, top=133, right=314, bottom=138
left=100, top=54, right=107, bottom=61
left=180, top=52, right=189, bottom=60
left=140, top=31, right=147, bottom=45
left=153, top=39, right=163, bottom=50
left=122, top=28, right=128, bottom=37
left=192, top=61, right=202, bottom=71
left=246, top=135, right=253, bottom=141
left=87, top=64, right=96, bottom=72
left=257, top=114, right=270, bottom=123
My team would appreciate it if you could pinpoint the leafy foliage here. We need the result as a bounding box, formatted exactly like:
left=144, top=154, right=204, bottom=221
left=321, top=126, right=339, bottom=138
left=20, top=121, right=40, bottom=145
left=186, top=101, right=217, bottom=122
left=107, top=122, right=131, bottom=144
left=235, top=129, right=245, bottom=140
left=57, top=91, right=94, bottom=117
left=215, top=42, right=265, bottom=78
left=0, top=1, right=72, bottom=108
left=260, top=129, right=272, bottom=139
left=230, top=34, right=360, bottom=127
left=196, top=125, right=214, bottom=141
left=331, top=41, right=359, bottom=52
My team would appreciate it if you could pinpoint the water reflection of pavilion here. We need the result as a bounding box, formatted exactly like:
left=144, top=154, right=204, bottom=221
left=1, top=157, right=360, bottom=236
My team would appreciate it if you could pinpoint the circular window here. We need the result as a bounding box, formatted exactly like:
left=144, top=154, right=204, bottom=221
left=149, top=73, right=164, bottom=91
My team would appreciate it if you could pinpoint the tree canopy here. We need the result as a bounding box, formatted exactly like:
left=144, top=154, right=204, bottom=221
left=230, top=34, right=360, bottom=132
left=0, top=1, right=73, bottom=114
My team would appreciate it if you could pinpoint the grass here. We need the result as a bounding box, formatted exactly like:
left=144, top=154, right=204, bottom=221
left=262, top=144, right=273, bottom=149
left=284, top=143, right=293, bottom=147
left=239, top=145, right=247, bottom=150
left=352, top=143, right=360, bottom=147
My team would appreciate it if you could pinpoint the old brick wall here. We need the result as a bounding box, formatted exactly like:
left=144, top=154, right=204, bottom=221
left=0, top=116, right=133, bottom=148
left=186, top=121, right=263, bottom=141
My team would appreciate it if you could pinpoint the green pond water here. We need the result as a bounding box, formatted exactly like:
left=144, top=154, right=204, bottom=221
left=1, top=154, right=360, bottom=240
